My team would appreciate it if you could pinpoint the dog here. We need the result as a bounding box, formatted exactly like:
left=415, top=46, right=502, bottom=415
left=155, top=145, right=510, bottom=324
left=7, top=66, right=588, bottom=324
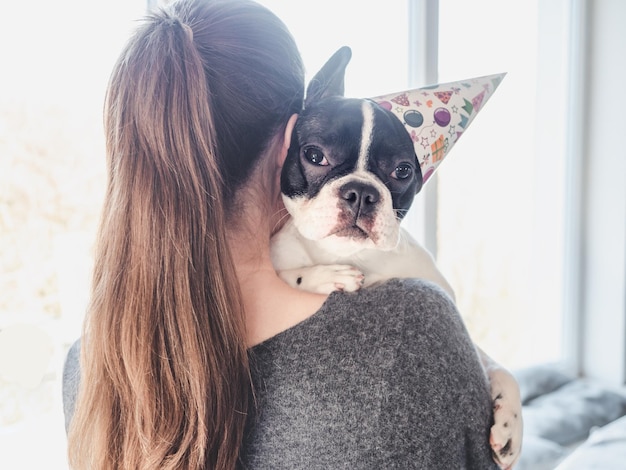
left=270, top=46, right=522, bottom=469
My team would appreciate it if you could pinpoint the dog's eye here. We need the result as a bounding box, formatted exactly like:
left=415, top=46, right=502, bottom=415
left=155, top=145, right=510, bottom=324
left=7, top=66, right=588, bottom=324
left=393, top=163, right=413, bottom=180
left=303, top=147, right=329, bottom=166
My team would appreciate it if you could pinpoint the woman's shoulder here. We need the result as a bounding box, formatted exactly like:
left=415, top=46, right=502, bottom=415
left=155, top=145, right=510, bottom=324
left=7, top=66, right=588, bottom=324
left=340, top=277, right=454, bottom=310
left=337, top=278, right=467, bottom=340
left=327, top=278, right=459, bottom=329
left=250, top=278, right=462, bottom=357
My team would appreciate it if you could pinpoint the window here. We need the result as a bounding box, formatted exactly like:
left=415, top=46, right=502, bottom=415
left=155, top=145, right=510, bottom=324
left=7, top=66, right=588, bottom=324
left=436, top=0, right=572, bottom=369
left=0, top=2, right=146, bottom=467
left=259, top=0, right=411, bottom=98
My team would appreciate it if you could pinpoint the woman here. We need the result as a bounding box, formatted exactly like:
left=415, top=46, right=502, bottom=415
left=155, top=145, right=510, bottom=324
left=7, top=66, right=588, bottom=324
left=64, top=0, right=519, bottom=468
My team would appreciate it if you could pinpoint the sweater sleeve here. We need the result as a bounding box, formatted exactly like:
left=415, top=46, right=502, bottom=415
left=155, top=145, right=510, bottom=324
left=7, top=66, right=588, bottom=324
left=62, top=339, right=81, bottom=433
left=240, top=278, right=498, bottom=469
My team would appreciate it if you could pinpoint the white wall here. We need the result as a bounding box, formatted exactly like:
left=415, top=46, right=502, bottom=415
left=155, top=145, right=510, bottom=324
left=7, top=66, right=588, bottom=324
left=580, top=0, right=626, bottom=384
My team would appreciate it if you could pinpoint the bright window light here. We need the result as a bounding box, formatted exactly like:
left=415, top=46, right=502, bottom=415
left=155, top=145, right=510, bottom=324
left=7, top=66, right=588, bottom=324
left=437, top=0, right=570, bottom=368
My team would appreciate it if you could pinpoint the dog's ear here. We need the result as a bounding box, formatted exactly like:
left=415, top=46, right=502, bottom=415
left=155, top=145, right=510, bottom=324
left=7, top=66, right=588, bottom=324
left=305, top=46, right=352, bottom=107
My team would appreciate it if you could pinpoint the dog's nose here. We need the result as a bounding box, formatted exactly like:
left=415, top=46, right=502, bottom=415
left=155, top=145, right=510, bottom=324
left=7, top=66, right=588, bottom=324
left=340, top=181, right=380, bottom=215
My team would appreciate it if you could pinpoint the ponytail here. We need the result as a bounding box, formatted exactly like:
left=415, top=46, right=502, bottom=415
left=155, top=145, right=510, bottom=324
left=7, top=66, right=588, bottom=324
left=68, top=7, right=251, bottom=469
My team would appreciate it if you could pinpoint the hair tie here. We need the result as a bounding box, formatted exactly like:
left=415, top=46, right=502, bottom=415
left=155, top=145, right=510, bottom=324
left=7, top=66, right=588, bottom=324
left=162, top=15, right=194, bottom=42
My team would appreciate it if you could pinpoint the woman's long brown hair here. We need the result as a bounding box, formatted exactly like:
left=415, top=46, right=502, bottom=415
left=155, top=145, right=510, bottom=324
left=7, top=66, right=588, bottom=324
left=67, top=1, right=304, bottom=468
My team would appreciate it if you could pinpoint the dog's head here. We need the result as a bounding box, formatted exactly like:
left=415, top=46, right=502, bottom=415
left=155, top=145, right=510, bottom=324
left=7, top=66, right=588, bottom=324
left=281, top=46, right=423, bottom=256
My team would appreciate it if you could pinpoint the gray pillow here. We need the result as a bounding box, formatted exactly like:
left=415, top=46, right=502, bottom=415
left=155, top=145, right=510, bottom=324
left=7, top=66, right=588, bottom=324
left=523, top=379, right=626, bottom=446
left=513, top=365, right=574, bottom=404
left=515, top=435, right=568, bottom=470
left=555, top=415, right=626, bottom=469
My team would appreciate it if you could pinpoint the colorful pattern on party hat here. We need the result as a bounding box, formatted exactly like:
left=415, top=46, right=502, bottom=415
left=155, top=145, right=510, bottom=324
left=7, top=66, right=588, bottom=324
left=372, top=73, right=506, bottom=184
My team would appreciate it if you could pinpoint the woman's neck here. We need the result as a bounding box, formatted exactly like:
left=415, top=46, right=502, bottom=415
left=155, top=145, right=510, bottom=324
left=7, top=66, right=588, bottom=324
left=228, top=223, right=328, bottom=347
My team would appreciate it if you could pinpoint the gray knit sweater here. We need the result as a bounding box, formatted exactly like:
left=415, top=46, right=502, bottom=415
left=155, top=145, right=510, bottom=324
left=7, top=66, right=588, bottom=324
left=63, top=279, right=497, bottom=469
left=239, top=279, right=497, bottom=469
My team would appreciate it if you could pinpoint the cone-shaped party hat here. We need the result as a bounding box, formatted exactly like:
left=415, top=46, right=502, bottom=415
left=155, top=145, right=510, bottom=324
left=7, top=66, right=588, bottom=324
left=371, top=73, right=505, bottom=184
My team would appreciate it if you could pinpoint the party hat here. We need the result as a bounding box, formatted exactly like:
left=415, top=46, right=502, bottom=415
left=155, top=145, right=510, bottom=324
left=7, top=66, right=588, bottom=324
left=371, top=73, right=505, bottom=184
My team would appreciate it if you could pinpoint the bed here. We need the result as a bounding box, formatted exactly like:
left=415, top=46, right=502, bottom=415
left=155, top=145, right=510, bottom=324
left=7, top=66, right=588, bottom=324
left=513, top=365, right=626, bottom=470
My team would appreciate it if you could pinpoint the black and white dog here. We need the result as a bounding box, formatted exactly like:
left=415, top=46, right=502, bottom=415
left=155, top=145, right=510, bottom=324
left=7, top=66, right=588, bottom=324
left=270, top=47, right=521, bottom=469
left=272, top=47, right=452, bottom=297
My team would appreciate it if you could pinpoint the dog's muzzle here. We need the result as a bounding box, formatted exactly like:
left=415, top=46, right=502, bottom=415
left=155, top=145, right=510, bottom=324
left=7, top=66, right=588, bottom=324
left=339, top=181, right=380, bottom=218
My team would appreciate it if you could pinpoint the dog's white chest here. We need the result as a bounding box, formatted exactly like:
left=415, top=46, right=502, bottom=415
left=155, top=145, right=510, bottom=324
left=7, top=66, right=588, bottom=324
left=271, top=219, right=454, bottom=298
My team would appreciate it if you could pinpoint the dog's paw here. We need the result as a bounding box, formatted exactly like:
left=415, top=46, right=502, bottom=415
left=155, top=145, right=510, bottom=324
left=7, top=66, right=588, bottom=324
left=279, top=265, right=364, bottom=294
left=300, top=264, right=365, bottom=293
left=488, top=370, right=523, bottom=469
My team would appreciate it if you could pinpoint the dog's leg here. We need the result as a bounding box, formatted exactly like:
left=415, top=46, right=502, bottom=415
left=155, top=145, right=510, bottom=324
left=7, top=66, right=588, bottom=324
left=478, top=348, right=523, bottom=470
left=278, top=265, right=364, bottom=294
